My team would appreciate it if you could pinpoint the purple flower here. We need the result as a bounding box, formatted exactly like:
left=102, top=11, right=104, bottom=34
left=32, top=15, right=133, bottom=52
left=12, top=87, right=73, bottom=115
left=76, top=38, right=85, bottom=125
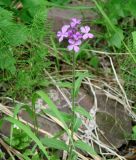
left=68, top=29, right=74, bottom=39
left=57, top=25, right=70, bottom=42
left=56, top=18, right=94, bottom=53
left=67, top=39, right=82, bottom=53
left=73, top=32, right=82, bottom=40
left=80, top=26, right=94, bottom=40
left=70, top=18, right=81, bottom=28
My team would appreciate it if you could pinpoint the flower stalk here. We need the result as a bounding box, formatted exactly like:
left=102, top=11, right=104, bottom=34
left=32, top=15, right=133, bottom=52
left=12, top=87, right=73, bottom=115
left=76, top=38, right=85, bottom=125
left=56, top=17, right=94, bottom=159
left=68, top=51, right=76, bottom=160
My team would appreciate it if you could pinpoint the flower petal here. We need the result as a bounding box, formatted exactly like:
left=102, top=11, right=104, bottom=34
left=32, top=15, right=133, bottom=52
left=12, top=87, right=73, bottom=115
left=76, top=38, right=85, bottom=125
left=67, top=45, right=74, bottom=51
left=57, top=31, right=61, bottom=37
left=64, top=32, right=68, bottom=37
left=68, top=39, right=75, bottom=44
left=85, top=26, right=90, bottom=33
left=77, top=19, right=81, bottom=24
left=59, top=36, right=63, bottom=42
left=70, top=22, right=76, bottom=28
left=88, top=33, right=94, bottom=38
left=62, top=25, right=70, bottom=33
left=71, top=18, right=77, bottom=22
left=75, top=40, right=82, bottom=45
left=80, top=27, right=86, bottom=33
left=83, top=34, right=88, bottom=40
left=74, top=46, right=79, bottom=52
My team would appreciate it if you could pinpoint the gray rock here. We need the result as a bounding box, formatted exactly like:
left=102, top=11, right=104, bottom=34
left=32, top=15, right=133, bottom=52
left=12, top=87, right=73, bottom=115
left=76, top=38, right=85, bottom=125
left=47, top=1, right=98, bottom=32
left=44, top=87, right=131, bottom=148
left=0, top=87, right=132, bottom=150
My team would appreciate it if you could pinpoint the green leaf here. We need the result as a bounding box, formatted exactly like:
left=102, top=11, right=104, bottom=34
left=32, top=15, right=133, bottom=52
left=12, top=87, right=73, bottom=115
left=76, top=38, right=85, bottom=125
left=0, top=49, right=16, bottom=74
left=36, top=91, right=72, bottom=143
left=74, top=71, right=90, bottom=96
left=43, top=109, right=72, bottom=123
left=0, top=7, right=13, bottom=27
left=36, top=91, right=67, bottom=128
left=74, top=140, right=97, bottom=155
left=18, top=142, right=30, bottom=150
left=41, top=137, right=68, bottom=151
left=20, top=0, right=45, bottom=21
left=73, top=117, right=82, bottom=133
left=109, top=28, right=124, bottom=48
left=4, top=116, right=50, bottom=160
left=132, top=133, right=136, bottom=140
left=0, top=0, right=12, bottom=7
left=74, top=76, right=83, bottom=97
left=32, top=154, right=40, bottom=160
left=58, top=81, right=72, bottom=88
left=21, top=0, right=45, bottom=8
left=0, top=7, right=28, bottom=46
left=132, top=31, right=136, bottom=50
left=11, top=139, right=20, bottom=146
left=10, top=104, right=22, bottom=145
left=126, top=1, right=136, bottom=17
left=132, top=125, right=136, bottom=134
left=23, top=149, right=33, bottom=156
left=105, top=0, right=125, bottom=24
left=89, top=56, right=99, bottom=68
left=0, top=119, right=4, bottom=129
left=5, top=24, right=28, bottom=46
left=49, top=0, right=70, bottom=5
left=74, top=106, right=92, bottom=120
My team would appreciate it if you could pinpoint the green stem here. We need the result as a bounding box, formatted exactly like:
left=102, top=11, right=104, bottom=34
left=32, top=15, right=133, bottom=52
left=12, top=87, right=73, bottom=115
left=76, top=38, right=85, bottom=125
left=68, top=52, right=76, bottom=160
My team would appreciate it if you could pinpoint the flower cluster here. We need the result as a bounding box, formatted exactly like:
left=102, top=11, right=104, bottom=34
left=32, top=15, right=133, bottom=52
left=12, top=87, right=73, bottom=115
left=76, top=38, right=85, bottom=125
left=57, top=18, right=94, bottom=53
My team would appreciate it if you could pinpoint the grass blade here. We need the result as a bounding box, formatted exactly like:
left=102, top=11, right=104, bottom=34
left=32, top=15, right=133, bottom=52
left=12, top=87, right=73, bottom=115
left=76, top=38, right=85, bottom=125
left=4, top=116, right=50, bottom=160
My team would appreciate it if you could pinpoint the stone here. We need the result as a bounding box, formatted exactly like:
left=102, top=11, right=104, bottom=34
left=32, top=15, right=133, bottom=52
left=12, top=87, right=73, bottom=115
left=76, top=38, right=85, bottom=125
left=44, top=87, right=131, bottom=148
left=0, top=87, right=132, bottom=149
left=47, top=0, right=98, bottom=32
left=96, top=92, right=132, bottom=148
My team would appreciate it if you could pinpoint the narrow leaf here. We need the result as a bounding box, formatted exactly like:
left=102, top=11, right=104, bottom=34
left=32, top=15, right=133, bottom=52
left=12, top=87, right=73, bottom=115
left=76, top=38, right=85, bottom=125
left=132, top=31, right=136, bottom=50
left=74, top=106, right=92, bottom=120
left=36, top=91, right=72, bottom=143
left=4, top=116, right=50, bottom=160
left=74, top=140, right=97, bottom=155
left=41, top=137, right=68, bottom=151
left=73, top=117, right=82, bottom=133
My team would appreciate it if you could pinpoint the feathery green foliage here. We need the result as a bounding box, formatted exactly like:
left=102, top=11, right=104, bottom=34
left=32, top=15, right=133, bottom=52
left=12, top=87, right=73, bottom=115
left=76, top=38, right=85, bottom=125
left=0, top=1, right=51, bottom=98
